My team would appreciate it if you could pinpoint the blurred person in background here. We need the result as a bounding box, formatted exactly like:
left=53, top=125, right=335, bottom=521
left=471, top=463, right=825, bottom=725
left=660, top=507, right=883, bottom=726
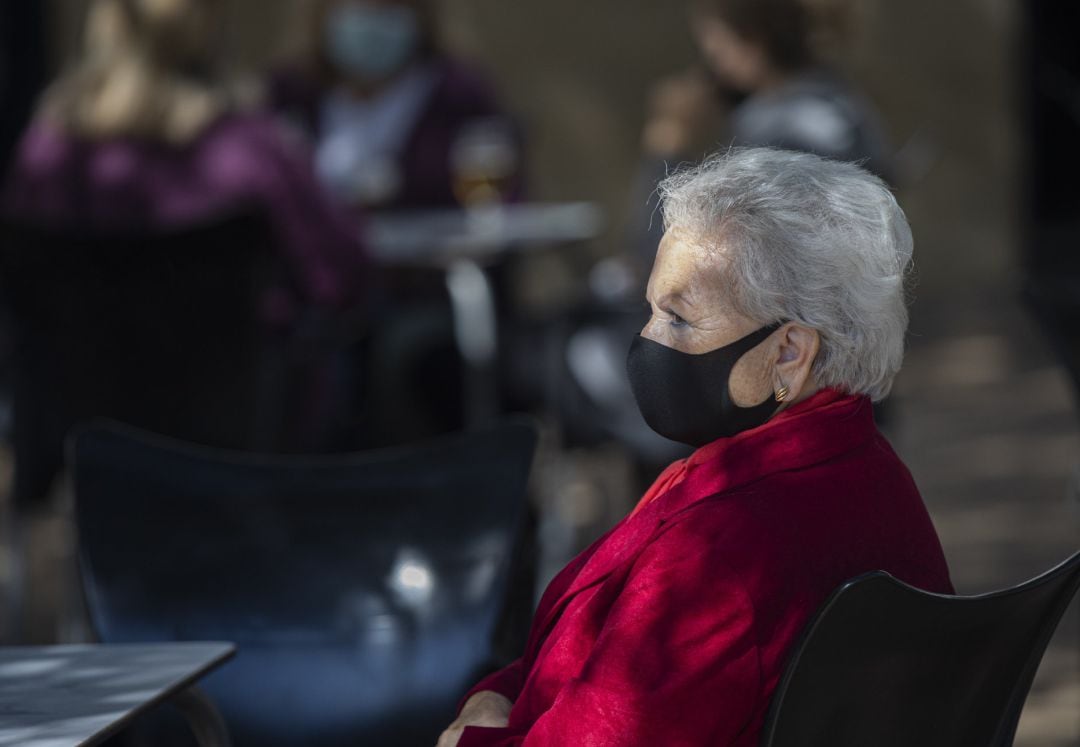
left=4, top=0, right=367, bottom=321
left=439, top=148, right=951, bottom=747
left=646, top=0, right=890, bottom=175
left=569, top=0, right=896, bottom=474
left=269, top=0, right=522, bottom=211
left=631, top=0, right=891, bottom=278
left=267, top=0, right=525, bottom=447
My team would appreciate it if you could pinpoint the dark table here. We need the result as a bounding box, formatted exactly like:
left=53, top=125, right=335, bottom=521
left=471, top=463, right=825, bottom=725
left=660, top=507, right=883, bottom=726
left=368, top=202, right=605, bottom=425
left=0, top=642, right=235, bottom=746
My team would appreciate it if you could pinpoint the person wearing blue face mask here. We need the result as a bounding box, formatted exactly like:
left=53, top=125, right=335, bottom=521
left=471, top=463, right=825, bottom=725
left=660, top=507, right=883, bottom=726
left=268, top=0, right=522, bottom=211
left=325, top=2, right=421, bottom=82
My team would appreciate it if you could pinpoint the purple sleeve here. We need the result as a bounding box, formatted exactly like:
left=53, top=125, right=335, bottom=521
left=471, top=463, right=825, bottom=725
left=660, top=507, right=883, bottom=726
left=3, top=121, right=73, bottom=220
left=207, top=116, right=369, bottom=310
left=5, top=114, right=369, bottom=315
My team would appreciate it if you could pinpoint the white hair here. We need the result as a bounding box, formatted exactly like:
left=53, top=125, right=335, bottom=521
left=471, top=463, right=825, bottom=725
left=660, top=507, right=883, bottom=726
left=659, top=147, right=914, bottom=401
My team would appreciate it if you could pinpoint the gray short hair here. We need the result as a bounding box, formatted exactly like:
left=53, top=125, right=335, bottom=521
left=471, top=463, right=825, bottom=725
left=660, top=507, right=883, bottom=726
left=659, top=147, right=913, bottom=401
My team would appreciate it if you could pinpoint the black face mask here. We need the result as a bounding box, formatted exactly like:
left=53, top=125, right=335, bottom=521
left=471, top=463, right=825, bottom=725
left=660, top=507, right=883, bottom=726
left=626, top=323, right=783, bottom=447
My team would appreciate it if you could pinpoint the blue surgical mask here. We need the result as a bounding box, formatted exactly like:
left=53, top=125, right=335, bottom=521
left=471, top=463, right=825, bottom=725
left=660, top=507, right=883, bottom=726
left=324, top=3, right=420, bottom=82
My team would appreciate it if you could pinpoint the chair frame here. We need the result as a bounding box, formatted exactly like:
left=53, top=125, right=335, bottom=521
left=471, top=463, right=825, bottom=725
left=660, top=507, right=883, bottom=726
left=69, top=417, right=539, bottom=746
left=760, top=551, right=1080, bottom=747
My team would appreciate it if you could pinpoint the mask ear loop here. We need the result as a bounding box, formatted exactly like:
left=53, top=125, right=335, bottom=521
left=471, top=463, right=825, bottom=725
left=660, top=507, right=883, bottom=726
left=723, top=319, right=786, bottom=357
left=721, top=320, right=787, bottom=415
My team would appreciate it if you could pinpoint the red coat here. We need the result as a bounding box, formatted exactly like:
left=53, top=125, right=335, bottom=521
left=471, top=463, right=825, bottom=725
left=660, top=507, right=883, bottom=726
left=459, top=389, right=953, bottom=746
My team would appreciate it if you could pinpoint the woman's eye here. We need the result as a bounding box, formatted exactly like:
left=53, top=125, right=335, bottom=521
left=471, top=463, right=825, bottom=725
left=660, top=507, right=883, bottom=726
left=669, top=312, right=688, bottom=328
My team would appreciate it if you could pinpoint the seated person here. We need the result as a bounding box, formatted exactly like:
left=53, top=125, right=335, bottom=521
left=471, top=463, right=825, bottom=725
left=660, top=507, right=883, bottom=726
left=628, top=0, right=891, bottom=303
left=439, top=148, right=953, bottom=746
left=269, top=0, right=521, bottom=210
left=270, top=0, right=525, bottom=447
left=645, top=0, right=891, bottom=176
left=5, top=0, right=366, bottom=321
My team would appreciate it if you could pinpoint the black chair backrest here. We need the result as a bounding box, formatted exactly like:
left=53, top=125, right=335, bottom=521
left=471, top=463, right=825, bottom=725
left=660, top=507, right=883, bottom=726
left=760, top=552, right=1080, bottom=747
left=71, top=419, right=538, bottom=747
left=0, top=211, right=276, bottom=505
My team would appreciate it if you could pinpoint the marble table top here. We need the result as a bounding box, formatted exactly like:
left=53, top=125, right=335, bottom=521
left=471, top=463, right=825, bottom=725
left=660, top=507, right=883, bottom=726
left=0, top=642, right=234, bottom=747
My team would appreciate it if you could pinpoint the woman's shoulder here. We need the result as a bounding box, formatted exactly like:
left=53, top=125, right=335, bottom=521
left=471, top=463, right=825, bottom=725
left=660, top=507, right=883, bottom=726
left=652, top=428, right=920, bottom=545
left=196, top=110, right=311, bottom=171
left=663, top=432, right=948, bottom=593
left=9, top=117, right=78, bottom=175
left=732, top=69, right=891, bottom=172
left=644, top=498, right=753, bottom=574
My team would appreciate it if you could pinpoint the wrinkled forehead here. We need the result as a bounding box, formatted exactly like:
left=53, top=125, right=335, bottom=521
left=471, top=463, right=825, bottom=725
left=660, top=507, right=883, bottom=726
left=647, top=229, right=737, bottom=308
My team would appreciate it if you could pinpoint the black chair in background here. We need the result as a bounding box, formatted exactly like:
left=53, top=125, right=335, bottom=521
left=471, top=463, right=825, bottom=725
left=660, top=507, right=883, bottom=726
left=0, top=212, right=280, bottom=507
left=1020, top=2, right=1080, bottom=429
left=71, top=419, right=538, bottom=747
left=760, top=551, right=1080, bottom=747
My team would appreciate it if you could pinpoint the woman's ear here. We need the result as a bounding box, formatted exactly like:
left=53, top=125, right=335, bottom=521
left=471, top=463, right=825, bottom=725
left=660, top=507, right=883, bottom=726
left=773, top=323, right=820, bottom=405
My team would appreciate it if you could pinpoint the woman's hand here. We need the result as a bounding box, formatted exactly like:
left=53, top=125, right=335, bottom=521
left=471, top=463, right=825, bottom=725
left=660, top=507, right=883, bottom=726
left=435, top=691, right=513, bottom=747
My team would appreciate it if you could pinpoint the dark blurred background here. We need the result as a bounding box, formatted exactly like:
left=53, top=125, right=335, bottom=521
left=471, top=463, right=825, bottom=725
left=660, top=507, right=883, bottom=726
left=1, top=0, right=1078, bottom=744
left=42, top=0, right=1018, bottom=283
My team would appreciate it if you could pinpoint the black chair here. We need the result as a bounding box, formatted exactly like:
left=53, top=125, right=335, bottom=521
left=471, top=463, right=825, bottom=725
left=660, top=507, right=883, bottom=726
left=1023, top=275, right=1080, bottom=406
left=71, top=419, right=538, bottom=747
left=0, top=211, right=279, bottom=507
left=760, top=551, right=1080, bottom=747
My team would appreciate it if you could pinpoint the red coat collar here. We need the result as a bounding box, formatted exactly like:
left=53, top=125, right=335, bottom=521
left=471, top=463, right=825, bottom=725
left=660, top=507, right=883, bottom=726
left=668, top=389, right=873, bottom=516
left=531, top=390, right=876, bottom=649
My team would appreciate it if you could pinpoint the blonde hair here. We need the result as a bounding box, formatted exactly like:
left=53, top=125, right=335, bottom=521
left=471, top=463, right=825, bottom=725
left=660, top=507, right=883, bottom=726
left=41, top=0, right=230, bottom=144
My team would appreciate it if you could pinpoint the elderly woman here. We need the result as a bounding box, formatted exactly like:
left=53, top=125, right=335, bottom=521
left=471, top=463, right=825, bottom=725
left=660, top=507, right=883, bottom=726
left=438, top=148, right=952, bottom=746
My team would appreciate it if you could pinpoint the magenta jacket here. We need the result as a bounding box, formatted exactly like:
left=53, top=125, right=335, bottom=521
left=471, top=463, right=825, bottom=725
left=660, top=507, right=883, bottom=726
left=3, top=111, right=367, bottom=313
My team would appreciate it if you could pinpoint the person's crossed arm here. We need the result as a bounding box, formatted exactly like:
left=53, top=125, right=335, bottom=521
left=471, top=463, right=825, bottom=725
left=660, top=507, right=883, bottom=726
left=436, top=691, right=514, bottom=747
left=438, top=516, right=763, bottom=746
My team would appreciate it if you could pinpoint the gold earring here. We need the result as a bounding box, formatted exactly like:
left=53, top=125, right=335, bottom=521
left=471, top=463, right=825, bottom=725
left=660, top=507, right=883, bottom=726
left=775, top=386, right=790, bottom=403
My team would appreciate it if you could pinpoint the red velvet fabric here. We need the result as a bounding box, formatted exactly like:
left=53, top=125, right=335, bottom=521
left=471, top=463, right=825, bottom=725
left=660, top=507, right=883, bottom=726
left=458, top=390, right=953, bottom=746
